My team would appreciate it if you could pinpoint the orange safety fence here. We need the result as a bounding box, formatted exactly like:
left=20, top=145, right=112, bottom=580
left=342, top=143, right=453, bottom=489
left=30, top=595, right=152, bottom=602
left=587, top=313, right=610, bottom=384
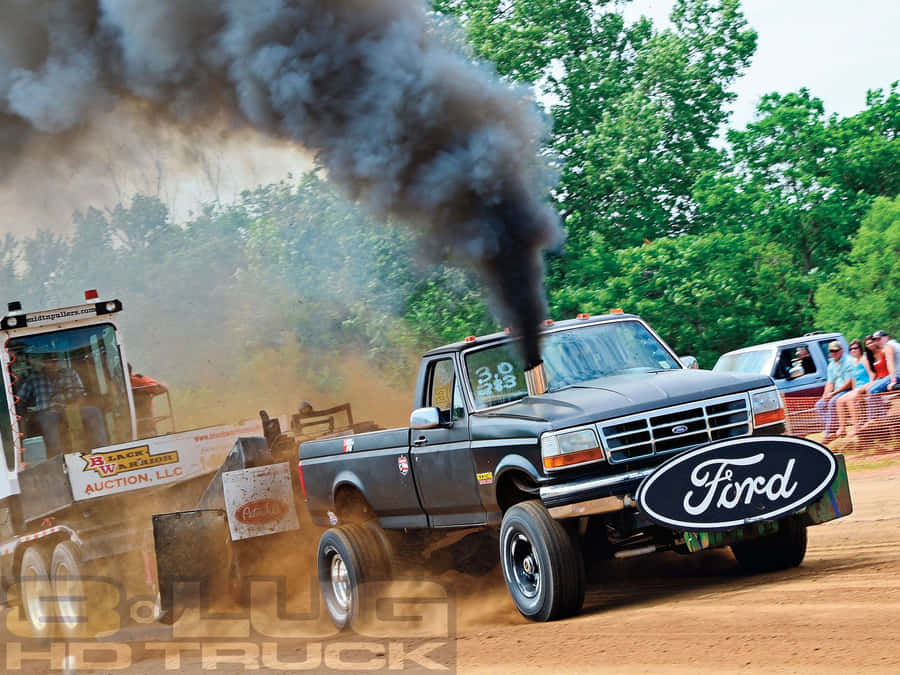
left=784, top=391, right=900, bottom=455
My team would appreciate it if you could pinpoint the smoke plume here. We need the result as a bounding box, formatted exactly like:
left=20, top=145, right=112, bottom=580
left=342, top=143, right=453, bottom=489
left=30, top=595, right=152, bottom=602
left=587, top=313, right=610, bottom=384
left=0, top=0, right=562, bottom=364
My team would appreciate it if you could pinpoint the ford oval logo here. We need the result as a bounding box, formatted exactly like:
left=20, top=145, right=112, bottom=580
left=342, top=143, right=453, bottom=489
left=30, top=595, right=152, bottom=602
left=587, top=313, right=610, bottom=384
left=636, top=437, right=838, bottom=531
left=671, top=425, right=689, bottom=434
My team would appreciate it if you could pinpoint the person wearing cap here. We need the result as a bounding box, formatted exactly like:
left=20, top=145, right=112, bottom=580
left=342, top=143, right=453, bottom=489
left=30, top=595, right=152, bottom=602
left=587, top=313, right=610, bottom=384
left=868, top=330, right=900, bottom=395
left=814, top=341, right=855, bottom=443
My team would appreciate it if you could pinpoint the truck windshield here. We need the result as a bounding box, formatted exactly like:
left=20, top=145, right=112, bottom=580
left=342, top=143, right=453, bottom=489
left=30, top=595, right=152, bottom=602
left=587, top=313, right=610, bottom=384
left=464, top=320, right=681, bottom=409
left=8, top=323, right=130, bottom=460
left=713, top=349, right=772, bottom=376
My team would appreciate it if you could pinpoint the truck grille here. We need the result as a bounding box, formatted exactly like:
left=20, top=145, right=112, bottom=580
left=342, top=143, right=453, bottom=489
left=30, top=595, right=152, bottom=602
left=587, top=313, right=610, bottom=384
left=599, top=394, right=750, bottom=464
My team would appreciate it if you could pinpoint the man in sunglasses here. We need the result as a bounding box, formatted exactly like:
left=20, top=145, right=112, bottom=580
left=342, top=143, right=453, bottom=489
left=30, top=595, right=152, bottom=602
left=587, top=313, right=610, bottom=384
left=815, top=341, right=855, bottom=443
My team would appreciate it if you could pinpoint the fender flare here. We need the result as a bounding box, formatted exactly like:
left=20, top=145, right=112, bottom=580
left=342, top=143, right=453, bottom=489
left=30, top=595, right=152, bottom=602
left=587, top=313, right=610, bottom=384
left=331, top=470, right=370, bottom=509
left=494, top=453, right=542, bottom=485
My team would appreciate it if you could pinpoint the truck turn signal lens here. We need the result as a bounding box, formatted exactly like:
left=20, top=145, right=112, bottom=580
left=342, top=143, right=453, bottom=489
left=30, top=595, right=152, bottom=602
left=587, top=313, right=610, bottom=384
left=543, top=447, right=605, bottom=470
left=754, top=408, right=786, bottom=427
left=84, top=289, right=99, bottom=300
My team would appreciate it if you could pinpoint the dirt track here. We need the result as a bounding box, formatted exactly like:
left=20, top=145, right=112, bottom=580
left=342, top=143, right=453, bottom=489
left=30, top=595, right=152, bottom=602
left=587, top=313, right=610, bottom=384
left=6, top=459, right=899, bottom=673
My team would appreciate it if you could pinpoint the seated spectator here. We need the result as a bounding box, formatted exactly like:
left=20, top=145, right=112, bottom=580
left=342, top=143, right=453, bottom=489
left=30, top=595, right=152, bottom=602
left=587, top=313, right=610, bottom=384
left=815, top=341, right=855, bottom=443
left=836, top=338, right=875, bottom=438
left=868, top=330, right=900, bottom=394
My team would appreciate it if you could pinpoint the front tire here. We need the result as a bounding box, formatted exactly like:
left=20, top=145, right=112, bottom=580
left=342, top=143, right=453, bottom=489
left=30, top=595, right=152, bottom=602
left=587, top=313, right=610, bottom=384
left=499, top=501, right=585, bottom=622
left=317, top=522, right=391, bottom=629
left=731, top=518, right=808, bottom=574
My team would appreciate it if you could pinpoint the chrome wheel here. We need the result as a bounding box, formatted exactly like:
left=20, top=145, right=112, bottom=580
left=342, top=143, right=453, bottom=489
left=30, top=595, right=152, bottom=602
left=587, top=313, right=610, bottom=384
left=330, top=553, right=352, bottom=613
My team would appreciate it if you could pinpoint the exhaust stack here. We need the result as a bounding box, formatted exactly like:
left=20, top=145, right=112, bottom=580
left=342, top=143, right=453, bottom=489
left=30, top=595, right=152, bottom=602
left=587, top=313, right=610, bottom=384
left=525, top=361, right=548, bottom=396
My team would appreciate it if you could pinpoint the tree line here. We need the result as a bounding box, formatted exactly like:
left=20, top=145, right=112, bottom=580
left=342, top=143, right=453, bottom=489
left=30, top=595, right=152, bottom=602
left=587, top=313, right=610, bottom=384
left=1, top=0, right=898, bottom=393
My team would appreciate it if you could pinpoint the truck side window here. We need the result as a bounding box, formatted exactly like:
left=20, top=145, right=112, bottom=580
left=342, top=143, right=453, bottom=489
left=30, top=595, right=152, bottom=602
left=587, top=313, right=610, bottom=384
left=428, top=359, right=461, bottom=424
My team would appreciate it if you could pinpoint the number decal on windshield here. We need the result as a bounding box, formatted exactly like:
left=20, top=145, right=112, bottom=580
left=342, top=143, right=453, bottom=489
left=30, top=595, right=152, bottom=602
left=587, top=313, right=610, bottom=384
left=475, top=363, right=518, bottom=398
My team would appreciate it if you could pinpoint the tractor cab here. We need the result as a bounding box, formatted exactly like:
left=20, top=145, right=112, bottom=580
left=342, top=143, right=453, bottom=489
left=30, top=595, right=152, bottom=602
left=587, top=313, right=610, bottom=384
left=0, top=293, right=170, bottom=472
left=8, top=323, right=131, bottom=462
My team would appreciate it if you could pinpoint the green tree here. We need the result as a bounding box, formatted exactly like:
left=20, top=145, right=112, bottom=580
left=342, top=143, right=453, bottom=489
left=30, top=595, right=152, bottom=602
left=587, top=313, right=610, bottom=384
left=581, top=232, right=810, bottom=365
left=814, top=196, right=900, bottom=338
left=436, top=0, right=757, bottom=250
left=698, top=90, right=867, bottom=281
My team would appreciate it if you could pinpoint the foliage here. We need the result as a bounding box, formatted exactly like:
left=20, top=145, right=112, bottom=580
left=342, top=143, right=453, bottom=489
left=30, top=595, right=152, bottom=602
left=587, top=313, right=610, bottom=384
left=814, top=196, right=900, bottom=339
left=568, top=232, right=811, bottom=366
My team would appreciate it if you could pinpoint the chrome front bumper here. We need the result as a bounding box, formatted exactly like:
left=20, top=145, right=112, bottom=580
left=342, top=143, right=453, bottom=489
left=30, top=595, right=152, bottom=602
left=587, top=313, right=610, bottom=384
left=540, top=467, right=655, bottom=518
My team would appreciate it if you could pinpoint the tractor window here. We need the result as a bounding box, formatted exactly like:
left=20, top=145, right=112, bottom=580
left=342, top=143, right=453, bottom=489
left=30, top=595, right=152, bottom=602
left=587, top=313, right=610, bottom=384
left=7, top=323, right=130, bottom=460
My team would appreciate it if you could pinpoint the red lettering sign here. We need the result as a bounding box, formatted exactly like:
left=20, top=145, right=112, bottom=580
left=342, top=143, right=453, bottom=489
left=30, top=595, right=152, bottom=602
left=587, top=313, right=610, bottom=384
left=234, top=499, right=290, bottom=525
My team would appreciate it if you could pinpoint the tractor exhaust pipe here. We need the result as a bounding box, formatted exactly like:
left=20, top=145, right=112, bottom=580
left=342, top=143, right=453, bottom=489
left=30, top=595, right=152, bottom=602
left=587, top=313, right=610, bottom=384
left=525, top=361, right=548, bottom=396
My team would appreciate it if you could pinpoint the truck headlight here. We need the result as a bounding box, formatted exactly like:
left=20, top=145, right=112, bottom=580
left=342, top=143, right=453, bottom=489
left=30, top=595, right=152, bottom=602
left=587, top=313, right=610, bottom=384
left=751, top=388, right=785, bottom=427
left=541, top=427, right=605, bottom=471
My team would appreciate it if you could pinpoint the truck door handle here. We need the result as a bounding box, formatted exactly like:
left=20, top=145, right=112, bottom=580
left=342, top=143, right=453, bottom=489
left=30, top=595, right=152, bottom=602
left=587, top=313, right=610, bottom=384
left=412, top=436, right=428, bottom=447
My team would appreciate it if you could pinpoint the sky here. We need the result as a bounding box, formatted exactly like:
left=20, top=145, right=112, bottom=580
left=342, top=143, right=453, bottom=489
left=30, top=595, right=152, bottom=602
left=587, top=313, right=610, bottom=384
left=625, top=0, right=900, bottom=129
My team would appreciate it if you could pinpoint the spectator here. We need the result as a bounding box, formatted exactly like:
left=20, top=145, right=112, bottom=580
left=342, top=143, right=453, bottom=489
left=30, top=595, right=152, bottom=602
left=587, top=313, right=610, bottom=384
left=17, top=355, right=107, bottom=457
left=815, top=341, right=855, bottom=443
left=836, top=338, right=875, bottom=438
left=129, top=364, right=168, bottom=437
left=793, top=345, right=816, bottom=374
left=868, top=330, right=900, bottom=394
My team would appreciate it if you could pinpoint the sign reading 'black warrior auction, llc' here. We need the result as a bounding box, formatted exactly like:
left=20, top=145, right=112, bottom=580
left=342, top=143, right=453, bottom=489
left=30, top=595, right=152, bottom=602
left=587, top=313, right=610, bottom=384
left=636, top=436, right=837, bottom=531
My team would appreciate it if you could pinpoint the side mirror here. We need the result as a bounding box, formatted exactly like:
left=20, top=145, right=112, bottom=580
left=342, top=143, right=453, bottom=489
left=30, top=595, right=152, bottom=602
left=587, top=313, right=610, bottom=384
left=680, top=355, right=699, bottom=369
left=410, top=407, right=441, bottom=430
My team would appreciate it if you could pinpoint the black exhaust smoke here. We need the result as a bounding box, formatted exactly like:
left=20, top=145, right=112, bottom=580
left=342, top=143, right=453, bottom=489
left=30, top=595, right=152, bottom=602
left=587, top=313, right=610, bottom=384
left=0, top=0, right=563, bottom=360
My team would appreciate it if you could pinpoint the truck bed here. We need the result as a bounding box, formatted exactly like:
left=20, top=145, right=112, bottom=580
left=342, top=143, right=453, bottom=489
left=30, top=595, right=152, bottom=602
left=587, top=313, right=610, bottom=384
left=300, top=427, right=428, bottom=529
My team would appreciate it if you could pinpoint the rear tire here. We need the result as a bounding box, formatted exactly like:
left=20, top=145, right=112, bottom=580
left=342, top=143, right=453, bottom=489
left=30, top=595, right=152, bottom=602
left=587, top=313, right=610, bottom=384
left=317, top=522, right=391, bottom=630
left=500, top=501, right=585, bottom=622
left=50, top=541, right=86, bottom=637
left=20, top=546, right=53, bottom=639
left=731, top=518, right=808, bottom=574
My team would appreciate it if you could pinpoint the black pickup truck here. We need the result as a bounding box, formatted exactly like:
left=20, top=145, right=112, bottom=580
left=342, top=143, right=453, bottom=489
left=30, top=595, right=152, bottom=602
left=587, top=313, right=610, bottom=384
left=300, top=313, right=852, bottom=625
